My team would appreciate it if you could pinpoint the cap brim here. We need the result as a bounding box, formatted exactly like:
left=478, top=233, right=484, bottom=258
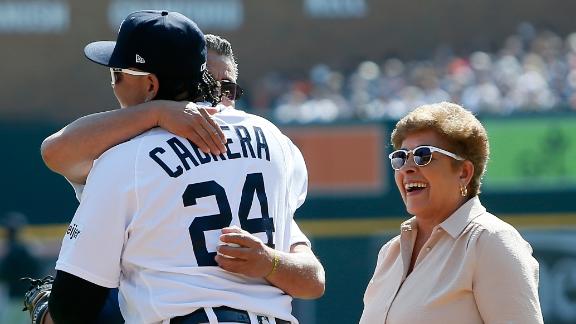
left=84, top=41, right=116, bottom=67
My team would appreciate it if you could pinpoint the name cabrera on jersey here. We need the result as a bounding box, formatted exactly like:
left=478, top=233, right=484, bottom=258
left=56, top=109, right=309, bottom=324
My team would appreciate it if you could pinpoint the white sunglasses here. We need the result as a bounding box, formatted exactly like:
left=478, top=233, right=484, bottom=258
left=388, top=145, right=465, bottom=170
left=109, top=68, right=150, bottom=86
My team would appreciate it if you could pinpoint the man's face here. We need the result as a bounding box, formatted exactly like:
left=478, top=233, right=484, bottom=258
left=111, top=71, right=153, bottom=108
left=207, top=50, right=237, bottom=107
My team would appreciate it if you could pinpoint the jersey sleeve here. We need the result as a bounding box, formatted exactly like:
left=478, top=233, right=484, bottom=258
left=65, top=160, right=96, bottom=202
left=289, top=219, right=311, bottom=247
left=55, top=141, right=140, bottom=288
left=66, top=179, right=85, bottom=202
left=473, top=227, right=543, bottom=323
left=286, top=139, right=308, bottom=214
left=284, top=137, right=310, bottom=248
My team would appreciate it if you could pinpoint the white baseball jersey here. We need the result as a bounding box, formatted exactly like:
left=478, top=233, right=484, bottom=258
left=56, top=108, right=310, bottom=324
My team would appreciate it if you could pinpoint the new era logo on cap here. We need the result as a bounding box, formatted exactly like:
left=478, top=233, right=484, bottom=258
left=136, top=54, right=145, bottom=64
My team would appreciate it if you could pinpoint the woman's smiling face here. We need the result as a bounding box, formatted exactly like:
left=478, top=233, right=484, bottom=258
left=394, top=129, right=467, bottom=220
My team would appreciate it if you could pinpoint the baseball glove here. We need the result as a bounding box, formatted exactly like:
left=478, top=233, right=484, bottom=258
left=21, top=276, right=53, bottom=324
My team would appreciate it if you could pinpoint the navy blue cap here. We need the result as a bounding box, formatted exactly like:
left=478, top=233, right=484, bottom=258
left=84, top=10, right=207, bottom=81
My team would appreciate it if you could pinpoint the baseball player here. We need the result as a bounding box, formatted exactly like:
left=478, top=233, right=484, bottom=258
left=37, top=10, right=324, bottom=324
left=38, top=34, right=248, bottom=324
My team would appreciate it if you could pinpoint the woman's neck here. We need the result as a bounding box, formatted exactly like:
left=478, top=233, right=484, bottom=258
left=415, top=197, right=470, bottom=234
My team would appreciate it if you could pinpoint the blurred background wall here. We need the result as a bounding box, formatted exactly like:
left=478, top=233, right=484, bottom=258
left=1, top=0, right=576, bottom=323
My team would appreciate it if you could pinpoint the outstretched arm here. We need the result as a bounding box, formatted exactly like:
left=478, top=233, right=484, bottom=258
left=41, top=100, right=226, bottom=184
left=216, top=227, right=326, bottom=299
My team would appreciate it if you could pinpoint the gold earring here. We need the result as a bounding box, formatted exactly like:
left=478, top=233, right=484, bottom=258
left=460, top=185, right=468, bottom=197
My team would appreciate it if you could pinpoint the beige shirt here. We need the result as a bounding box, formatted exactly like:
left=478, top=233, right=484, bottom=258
left=360, top=197, right=543, bottom=324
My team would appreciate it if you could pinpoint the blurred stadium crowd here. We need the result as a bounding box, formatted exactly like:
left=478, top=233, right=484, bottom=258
left=249, top=24, right=576, bottom=123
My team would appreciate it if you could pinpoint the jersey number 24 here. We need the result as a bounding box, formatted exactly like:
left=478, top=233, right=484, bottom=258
left=182, top=172, right=275, bottom=266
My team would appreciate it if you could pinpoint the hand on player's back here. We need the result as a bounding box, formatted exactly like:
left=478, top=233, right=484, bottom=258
left=154, top=100, right=227, bottom=155
left=216, top=226, right=276, bottom=278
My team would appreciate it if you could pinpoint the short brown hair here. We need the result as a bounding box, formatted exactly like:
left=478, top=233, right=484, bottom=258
left=390, top=102, right=489, bottom=197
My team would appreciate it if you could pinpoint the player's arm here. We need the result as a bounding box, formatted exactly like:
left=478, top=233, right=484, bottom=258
left=216, top=227, right=325, bottom=299
left=48, top=270, right=110, bottom=323
left=268, top=242, right=325, bottom=299
left=41, top=100, right=226, bottom=184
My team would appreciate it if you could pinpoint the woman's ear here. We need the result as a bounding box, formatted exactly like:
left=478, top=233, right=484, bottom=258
left=460, top=160, right=475, bottom=186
